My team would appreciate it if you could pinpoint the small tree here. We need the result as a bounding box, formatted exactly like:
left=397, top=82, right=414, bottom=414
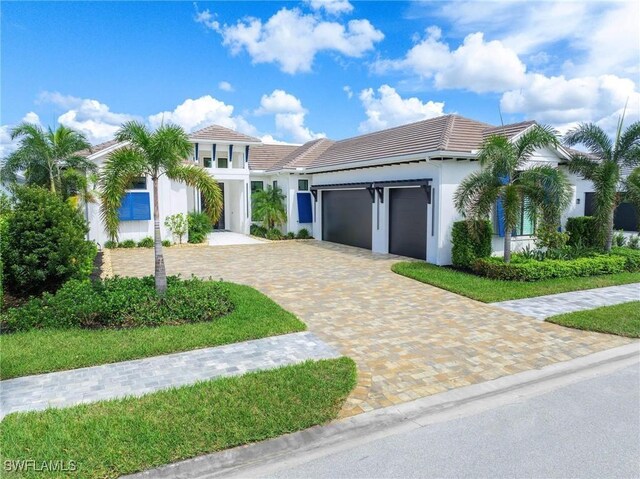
left=252, top=185, right=287, bottom=229
left=624, top=167, right=640, bottom=231
left=164, top=213, right=188, bottom=244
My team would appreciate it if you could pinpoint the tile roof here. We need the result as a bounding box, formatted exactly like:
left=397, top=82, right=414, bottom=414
left=189, top=125, right=261, bottom=143
left=482, top=121, right=536, bottom=142
left=267, top=138, right=335, bottom=172
left=248, top=143, right=299, bottom=170
left=77, top=139, right=121, bottom=158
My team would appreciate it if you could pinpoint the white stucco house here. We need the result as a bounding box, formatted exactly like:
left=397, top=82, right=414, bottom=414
left=82, top=115, right=639, bottom=265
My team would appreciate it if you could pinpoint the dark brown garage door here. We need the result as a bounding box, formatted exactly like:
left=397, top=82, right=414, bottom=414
left=389, top=187, right=427, bottom=260
left=322, top=189, right=372, bottom=249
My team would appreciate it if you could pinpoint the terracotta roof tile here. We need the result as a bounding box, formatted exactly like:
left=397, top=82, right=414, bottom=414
left=267, top=138, right=335, bottom=172
left=248, top=144, right=299, bottom=170
left=189, top=125, right=260, bottom=143
left=77, top=139, right=121, bottom=157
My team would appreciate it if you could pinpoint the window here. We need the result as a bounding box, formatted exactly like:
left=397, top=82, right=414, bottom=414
left=203, top=157, right=212, bottom=168
left=128, top=176, right=146, bottom=190
left=273, top=180, right=278, bottom=189
left=251, top=181, right=264, bottom=193
left=494, top=197, right=536, bottom=237
left=217, top=156, right=228, bottom=168
left=298, top=179, right=309, bottom=191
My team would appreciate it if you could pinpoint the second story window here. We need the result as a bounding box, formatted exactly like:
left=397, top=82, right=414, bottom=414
left=298, top=179, right=309, bottom=191
left=203, top=157, right=212, bottom=168
left=217, top=156, right=228, bottom=168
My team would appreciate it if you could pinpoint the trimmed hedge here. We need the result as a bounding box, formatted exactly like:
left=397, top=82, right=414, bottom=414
left=566, top=216, right=599, bottom=248
left=472, top=255, right=627, bottom=281
left=451, top=220, right=493, bottom=269
left=188, top=212, right=212, bottom=244
left=612, top=247, right=640, bottom=272
left=1, top=276, right=234, bottom=333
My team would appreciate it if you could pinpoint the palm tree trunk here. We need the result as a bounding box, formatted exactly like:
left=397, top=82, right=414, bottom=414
left=504, top=229, right=512, bottom=263
left=604, top=206, right=615, bottom=252
left=152, top=176, right=168, bottom=294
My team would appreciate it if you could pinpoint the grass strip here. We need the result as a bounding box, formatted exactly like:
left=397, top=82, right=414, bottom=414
left=1, top=283, right=305, bottom=379
left=0, top=358, right=356, bottom=478
left=546, top=301, right=640, bottom=338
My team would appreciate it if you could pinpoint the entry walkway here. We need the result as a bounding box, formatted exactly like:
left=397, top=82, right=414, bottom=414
left=493, top=283, right=640, bottom=319
left=0, top=332, right=338, bottom=418
left=208, top=231, right=265, bottom=246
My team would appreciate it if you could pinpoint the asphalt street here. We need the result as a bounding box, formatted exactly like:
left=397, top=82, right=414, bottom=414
left=267, top=364, right=640, bottom=479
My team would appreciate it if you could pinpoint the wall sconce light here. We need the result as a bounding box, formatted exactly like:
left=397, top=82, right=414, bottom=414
left=576, top=198, right=581, bottom=205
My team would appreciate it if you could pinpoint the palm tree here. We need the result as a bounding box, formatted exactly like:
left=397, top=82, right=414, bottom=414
left=454, top=125, right=572, bottom=262
left=624, top=167, right=640, bottom=231
left=564, top=118, right=640, bottom=251
left=252, top=185, right=287, bottom=229
left=1, top=123, right=95, bottom=199
left=100, top=121, right=222, bottom=294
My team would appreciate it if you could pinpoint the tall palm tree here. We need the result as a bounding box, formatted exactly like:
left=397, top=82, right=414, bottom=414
left=252, top=185, right=287, bottom=229
left=624, top=167, right=640, bottom=231
left=454, top=125, right=572, bottom=262
left=100, top=121, right=222, bottom=294
left=1, top=123, right=95, bottom=198
left=564, top=118, right=640, bottom=251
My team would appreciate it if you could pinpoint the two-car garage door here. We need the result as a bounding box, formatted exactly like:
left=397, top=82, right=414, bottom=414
left=322, top=190, right=372, bottom=249
left=321, top=187, right=428, bottom=259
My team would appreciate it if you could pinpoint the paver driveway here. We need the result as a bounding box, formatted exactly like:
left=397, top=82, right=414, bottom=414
left=110, top=241, right=632, bottom=417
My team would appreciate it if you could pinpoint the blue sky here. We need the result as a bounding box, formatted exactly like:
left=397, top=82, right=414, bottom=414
left=2, top=0, right=639, bottom=152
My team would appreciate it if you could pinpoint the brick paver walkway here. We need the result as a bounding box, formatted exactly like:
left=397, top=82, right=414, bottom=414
left=0, top=332, right=337, bottom=418
left=110, top=241, right=634, bottom=417
left=493, top=284, right=640, bottom=319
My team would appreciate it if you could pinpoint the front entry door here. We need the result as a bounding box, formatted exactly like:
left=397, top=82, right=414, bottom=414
left=201, top=183, right=225, bottom=230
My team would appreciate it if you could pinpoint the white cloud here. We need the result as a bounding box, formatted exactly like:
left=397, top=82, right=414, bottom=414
left=201, top=7, right=383, bottom=74
left=260, top=134, right=300, bottom=145
left=194, top=8, right=219, bottom=30
left=39, top=91, right=135, bottom=143
left=0, top=112, right=42, bottom=158
left=358, top=84, right=445, bottom=133
left=343, top=85, right=353, bottom=99
left=374, top=27, right=526, bottom=93
left=500, top=74, right=640, bottom=136
left=305, top=0, right=353, bottom=15
left=218, top=81, right=234, bottom=92
left=257, top=89, right=324, bottom=143
left=148, top=95, right=257, bottom=136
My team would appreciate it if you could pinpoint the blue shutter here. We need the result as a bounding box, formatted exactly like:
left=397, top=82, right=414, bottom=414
left=194, top=143, right=199, bottom=163
left=496, top=175, right=509, bottom=237
left=118, top=192, right=151, bottom=221
left=245, top=145, right=250, bottom=163
left=297, top=192, right=313, bottom=223
left=228, top=144, right=233, bottom=163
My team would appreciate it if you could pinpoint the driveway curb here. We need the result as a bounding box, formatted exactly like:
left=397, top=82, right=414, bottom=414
left=126, top=342, right=640, bottom=479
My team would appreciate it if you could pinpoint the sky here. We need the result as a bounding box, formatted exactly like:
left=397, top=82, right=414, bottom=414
left=1, top=0, right=639, bottom=155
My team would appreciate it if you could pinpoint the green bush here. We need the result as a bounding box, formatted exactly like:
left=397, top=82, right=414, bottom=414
left=297, top=228, right=311, bottom=239
left=266, top=228, right=283, bottom=240
left=2, top=187, right=96, bottom=297
left=613, top=230, right=627, bottom=247
left=119, top=239, right=137, bottom=248
left=286, top=231, right=296, bottom=239
left=612, top=247, right=640, bottom=272
left=628, top=235, right=640, bottom=249
left=566, top=216, right=599, bottom=248
left=164, top=213, right=188, bottom=244
left=534, top=229, right=569, bottom=249
left=162, top=239, right=172, bottom=247
left=188, top=212, right=211, bottom=244
left=1, top=276, right=234, bottom=333
left=472, top=254, right=626, bottom=281
left=250, top=223, right=268, bottom=238
left=104, top=240, right=118, bottom=249
left=451, top=220, right=493, bottom=269
left=137, top=237, right=154, bottom=248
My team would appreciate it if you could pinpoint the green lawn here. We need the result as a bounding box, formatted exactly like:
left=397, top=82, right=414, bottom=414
left=1, top=283, right=305, bottom=379
left=546, top=301, right=640, bottom=338
left=0, top=358, right=356, bottom=479
left=392, top=262, right=640, bottom=303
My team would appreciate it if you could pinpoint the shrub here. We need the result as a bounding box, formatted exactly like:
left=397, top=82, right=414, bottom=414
left=534, top=229, right=569, bottom=249
left=286, top=231, right=296, bottom=239
left=613, top=230, right=627, bottom=247
left=188, top=212, right=211, bottom=244
left=266, top=228, right=283, bottom=240
left=119, top=239, right=137, bottom=248
left=137, top=237, right=154, bottom=248
left=472, top=255, right=626, bottom=281
left=451, top=220, right=492, bottom=269
left=1, top=276, right=234, bottom=333
left=250, top=223, right=268, bottom=238
left=566, top=216, right=599, bottom=248
left=297, top=228, right=311, bottom=239
left=612, top=247, right=640, bottom=272
left=164, top=213, right=187, bottom=244
left=104, top=240, right=118, bottom=249
left=162, top=240, right=172, bottom=247
left=628, top=235, right=640, bottom=250
left=2, top=187, right=96, bottom=297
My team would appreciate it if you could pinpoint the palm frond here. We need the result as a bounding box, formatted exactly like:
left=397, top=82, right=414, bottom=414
left=453, top=169, right=501, bottom=219
left=614, top=121, right=640, bottom=162
left=565, top=152, right=599, bottom=180
left=114, top=121, right=152, bottom=152
left=623, top=168, right=640, bottom=225
left=564, top=123, right=613, bottom=161
left=167, top=164, right=223, bottom=223
left=519, top=165, right=573, bottom=227
left=150, top=124, right=193, bottom=173
left=476, top=135, right=514, bottom=176
left=513, top=124, right=558, bottom=169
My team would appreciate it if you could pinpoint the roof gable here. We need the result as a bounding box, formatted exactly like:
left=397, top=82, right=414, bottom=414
left=189, top=125, right=261, bottom=143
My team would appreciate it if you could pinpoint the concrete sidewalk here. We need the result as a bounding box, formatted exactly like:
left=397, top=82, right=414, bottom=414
left=493, top=283, right=640, bottom=319
left=0, top=331, right=338, bottom=418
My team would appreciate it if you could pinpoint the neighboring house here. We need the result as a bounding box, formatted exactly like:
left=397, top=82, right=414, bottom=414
left=82, top=115, right=638, bottom=264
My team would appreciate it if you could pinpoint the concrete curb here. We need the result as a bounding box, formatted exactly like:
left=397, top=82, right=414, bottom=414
left=126, top=342, right=640, bottom=479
